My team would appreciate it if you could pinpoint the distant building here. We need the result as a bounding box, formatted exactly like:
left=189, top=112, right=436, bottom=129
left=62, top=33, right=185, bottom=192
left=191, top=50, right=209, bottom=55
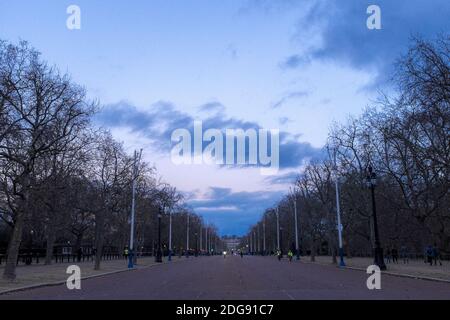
left=222, top=236, right=241, bottom=252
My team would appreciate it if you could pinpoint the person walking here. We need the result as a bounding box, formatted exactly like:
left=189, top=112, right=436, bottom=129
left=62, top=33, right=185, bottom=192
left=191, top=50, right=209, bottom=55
left=391, top=246, right=399, bottom=264
left=385, top=247, right=392, bottom=264
left=123, top=247, right=129, bottom=260
left=240, top=250, right=243, bottom=258
left=288, top=250, right=293, bottom=262
left=425, top=245, right=433, bottom=266
left=432, top=244, right=443, bottom=266
left=277, top=250, right=282, bottom=261
left=400, top=245, right=409, bottom=264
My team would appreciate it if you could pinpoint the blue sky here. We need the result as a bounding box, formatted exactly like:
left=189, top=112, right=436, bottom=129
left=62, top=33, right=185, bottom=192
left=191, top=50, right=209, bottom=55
left=1, top=0, right=449, bottom=235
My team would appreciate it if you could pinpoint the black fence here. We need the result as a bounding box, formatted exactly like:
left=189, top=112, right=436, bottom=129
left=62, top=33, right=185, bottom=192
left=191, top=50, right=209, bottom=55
left=0, top=252, right=151, bottom=266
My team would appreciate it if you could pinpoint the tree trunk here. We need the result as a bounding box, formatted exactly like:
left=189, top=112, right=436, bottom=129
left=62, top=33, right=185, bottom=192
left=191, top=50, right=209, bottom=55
left=94, top=211, right=104, bottom=270
left=3, top=173, right=30, bottom=280
left=75, top=233, right=83, bottom=252
left=310, top=240, right=316, bottom=262
left=3, top=212, right=24, bottom=280
left=45, top=226, right=56, bottom=265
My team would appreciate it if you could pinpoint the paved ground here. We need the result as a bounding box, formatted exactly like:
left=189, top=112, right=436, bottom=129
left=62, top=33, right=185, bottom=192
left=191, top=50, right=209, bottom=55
left=0, top=257, right=163, bottom=293
left=1, top=256, right=450, bottom=300
left=304, top=256, right=450, bottom=281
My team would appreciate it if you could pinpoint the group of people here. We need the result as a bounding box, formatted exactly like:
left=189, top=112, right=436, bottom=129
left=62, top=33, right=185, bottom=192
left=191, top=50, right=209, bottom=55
left=385, top=246, right=407, bottom=264
left=424, top=244, right=443, bottom=266
left=385, top=244, right=443, bottom=266
left=276, top=250, right=295, bottom=262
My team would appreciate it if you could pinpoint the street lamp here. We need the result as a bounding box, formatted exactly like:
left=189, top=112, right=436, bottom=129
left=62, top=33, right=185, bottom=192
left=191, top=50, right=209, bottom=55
left=195, top=232, right=198, bottom=257
left=199, top=226, right=203, bottom=254
left=276, top=207, right=280, bottom=252
left=129, top=149, right=142, bottom=269
left=329, top=144, right=345, bottom=267
left=253, top=230, right=257, bottom=255
left=168, top=206, right=172, bottom=261
left=292, top=195, right=300, bottom=260
left=334, top=173, right=345, bottom=267
left=155, top=207, right=163, bottom=263
left=279, top=226, right=283, bottom=256
left=186, top=213, right=190, bottom=258
left=262, top=217, right=266, bottom=256
left=366, top=166, right=386, bottom=270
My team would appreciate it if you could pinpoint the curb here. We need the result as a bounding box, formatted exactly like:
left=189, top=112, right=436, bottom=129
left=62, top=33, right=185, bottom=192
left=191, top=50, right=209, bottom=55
left=0, top=257, right=188, bottom=296
left=299, top=259, right=450, bottom=284
left=344, top=265, right=450, bottom=284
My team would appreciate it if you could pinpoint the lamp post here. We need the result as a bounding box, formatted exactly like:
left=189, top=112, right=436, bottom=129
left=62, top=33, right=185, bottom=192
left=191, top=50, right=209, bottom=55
left=335, top=174, right=345, bottom=267
left=262, top=217, right=266, bottom=256
left=195, top=232, right=198, bottom=257
left=293, top=198, right=300, bottom=260
left=128, top=149, right=142, bottom=269
left=168, top=207, right=172, bottom=261
left=276, top=207, right=280, bottom=251
left=279, top=226, right=283, bottom=256
left=253, top=230, right=259, bottom=255
left=199, top=226, right=203, bottom=254
left=186, top=213, right=190, bottom=258
left=366, top=166, right=386, bottom=270
left=205, top=226, right=208, bottom=256
left=155, top=207, right=163, bottom=263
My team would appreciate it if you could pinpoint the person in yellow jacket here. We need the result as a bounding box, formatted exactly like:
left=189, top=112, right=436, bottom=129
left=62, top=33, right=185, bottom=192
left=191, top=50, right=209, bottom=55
left=288, top=250, right=294, bottom=262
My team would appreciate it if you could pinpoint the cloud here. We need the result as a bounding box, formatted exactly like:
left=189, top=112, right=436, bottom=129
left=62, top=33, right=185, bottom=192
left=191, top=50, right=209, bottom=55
left=280, top=54, right=310, bottom=69
left=264, top=171, right=299, bottom=185
left=288, top=0, right=450, bottom=83
left=271, top=90, right=309, bottom=109
left=278, top=117, right=292, bottom=126
left=279, top=136, right=325, bottom=168
left=195, top=206, right=239, bottom=212
left=238, top=0, right=300, bottom=15
left=96, top=101, right=323, bottom=170
left=188, top=187, right=285, bottom=235
left=198, top=102, right=226, bottom=114
left=225, top=44, right=238, bottom=60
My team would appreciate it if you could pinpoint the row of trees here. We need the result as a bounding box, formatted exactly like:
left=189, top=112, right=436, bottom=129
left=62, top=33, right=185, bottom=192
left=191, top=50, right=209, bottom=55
left=0, top=40, right=222, bottom=280
left=242, top=36, right=449, bottom=261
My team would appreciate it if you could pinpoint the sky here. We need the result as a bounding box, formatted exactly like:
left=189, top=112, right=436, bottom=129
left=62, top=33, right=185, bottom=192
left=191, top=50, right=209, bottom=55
left=1, top=0, right=449, bottom=235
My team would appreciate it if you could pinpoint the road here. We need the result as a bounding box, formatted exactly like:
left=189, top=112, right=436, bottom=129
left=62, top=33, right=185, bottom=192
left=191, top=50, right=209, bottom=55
left=1, top=256, right=450, bottom=300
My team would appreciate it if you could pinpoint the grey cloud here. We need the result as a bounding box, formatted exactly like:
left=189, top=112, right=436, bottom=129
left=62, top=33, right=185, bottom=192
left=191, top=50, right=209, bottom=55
left=289, top=0, right=450, bottom=84
left=96, top=101, right=323, bottom=170
left=198, top=102, right=226, bottom=114
left=280, top=54, right=310, bottom=69
left=188, top=187, right=285, bottom=235
left=271, top=91, right=309, bottom=109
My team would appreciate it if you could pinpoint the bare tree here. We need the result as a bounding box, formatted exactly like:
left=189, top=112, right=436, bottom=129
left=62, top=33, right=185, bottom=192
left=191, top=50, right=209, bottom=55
left=0, top=41, right=94, bottom=279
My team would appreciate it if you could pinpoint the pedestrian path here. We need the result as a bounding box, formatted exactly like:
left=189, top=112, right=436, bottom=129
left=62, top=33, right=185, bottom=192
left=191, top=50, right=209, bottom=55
left=3, top=256, right=450, bottom=300
left=303, top=256, right=450, bottom=282
left=0, top=256, right=180, bottom=293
